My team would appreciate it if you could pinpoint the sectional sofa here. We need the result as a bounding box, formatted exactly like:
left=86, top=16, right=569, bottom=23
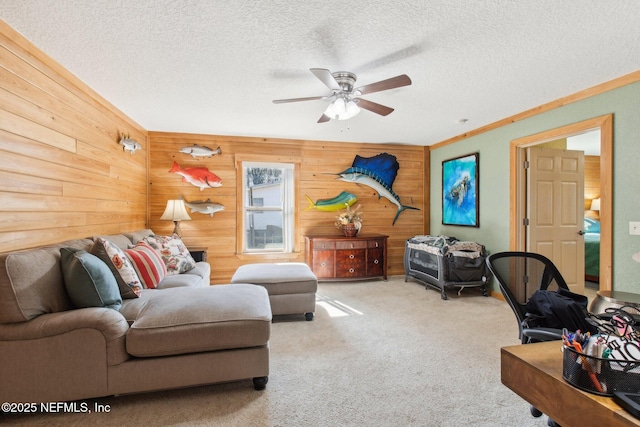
left=0, top=230, right=272, bottom=403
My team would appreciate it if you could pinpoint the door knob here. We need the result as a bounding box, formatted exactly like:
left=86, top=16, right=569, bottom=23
left=578, top=230, right=585, bottom=235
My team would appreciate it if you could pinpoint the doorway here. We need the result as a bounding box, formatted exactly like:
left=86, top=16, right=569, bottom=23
left=509, top=114, right=613, bottom=292
left=527, top=146, right=586, bottom=294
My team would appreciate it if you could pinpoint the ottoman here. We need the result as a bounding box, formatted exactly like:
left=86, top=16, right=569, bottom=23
left=231, top=262, right=318, bottom=321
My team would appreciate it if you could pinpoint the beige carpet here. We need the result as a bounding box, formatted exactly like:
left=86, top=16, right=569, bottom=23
left=3, top=276, right=557, bottom=426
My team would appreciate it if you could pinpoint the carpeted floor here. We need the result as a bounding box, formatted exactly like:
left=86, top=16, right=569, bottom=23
left=3, top=276, right=562, bottom=426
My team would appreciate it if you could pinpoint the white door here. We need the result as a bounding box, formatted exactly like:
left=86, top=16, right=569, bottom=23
left=527, top=147, right=585, bottom=294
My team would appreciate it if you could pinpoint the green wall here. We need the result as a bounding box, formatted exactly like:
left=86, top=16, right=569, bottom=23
left=430, top=80, right=640, bottom=293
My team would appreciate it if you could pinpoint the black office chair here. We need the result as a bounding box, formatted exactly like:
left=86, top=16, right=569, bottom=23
left=486, top=251, right=571, bottom=426
left=486, top=251, right=570, bottom=344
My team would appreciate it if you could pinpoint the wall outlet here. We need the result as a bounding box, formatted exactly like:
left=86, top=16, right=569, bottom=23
left=630, top=222, right=640, bottom=235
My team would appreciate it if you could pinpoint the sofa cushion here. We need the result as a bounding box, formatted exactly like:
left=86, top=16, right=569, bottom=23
left=156, top=270, right=203, bottom=288
left=92, top=234, right=133, bottom=251
left=142, top=234, right=196, bottom=275
left=90, top=238, right=142, bottom=299
left=123, top=285, right=271, bottom=357
left=124, top=242, right=167, bottom=289
left=60, top=248, right=122, bottom=311
left=123, top=229, right=154, bottom=245
left=231, top=262, right=318, bottom=295
left=0, top=238, right=93, bottom=323
left=153, top=261, right=209, bottom=288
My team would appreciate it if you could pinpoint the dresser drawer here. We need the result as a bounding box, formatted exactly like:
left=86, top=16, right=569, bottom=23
left=336, top=240, right=368, bottom=250
left=336, top=266, right=367, bottom=278
left=368, top=239, right=385, bottom=249
left=336, top=249, right=366, bottom=264
left=313, top=240, right=336, bottom=250
left=336, top=249, right=366, bottom=278
left=336, top=260, right=366, bottom=278
left=312, top=251, right=335, bottom=279
left=367, top=248, right=385, bottom=277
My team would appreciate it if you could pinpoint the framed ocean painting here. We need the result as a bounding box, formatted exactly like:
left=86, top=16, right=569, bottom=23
left=442, top=153, right=479, bottom=227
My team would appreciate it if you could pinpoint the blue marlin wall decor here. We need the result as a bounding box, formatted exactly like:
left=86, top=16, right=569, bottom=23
left=338, top=152, right=419, bottom=225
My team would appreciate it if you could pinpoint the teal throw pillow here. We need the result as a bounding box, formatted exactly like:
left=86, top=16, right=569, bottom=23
left=60, top=248, right=122, bottom=310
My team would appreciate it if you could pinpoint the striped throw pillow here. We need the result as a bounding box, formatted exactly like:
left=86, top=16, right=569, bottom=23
left=125, top=242, right=167, bottom=289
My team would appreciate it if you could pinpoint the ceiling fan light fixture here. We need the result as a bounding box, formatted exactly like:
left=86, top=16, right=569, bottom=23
left=333, top=97, right=347, bottom=114
left=345, top=99, right=360, bottom=118
left=274, top=68, right=410, bottom=123
left=324, top=97, right=360, bottom=121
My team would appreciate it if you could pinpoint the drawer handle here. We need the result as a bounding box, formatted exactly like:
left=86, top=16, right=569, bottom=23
left=349, top=268, right=355, bottom=273
left=321, top=262, right=326, bottom=267
left=349, top=254, right=355, bottom=259
left=350, top=243, right=354, bottom=248
left=375, top=242, right=379, bottom=247
left=374, top=259, right=379, bottom=264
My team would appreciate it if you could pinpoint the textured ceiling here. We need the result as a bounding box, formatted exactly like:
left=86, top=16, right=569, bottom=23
left=2, top=1, right=640, bottom=146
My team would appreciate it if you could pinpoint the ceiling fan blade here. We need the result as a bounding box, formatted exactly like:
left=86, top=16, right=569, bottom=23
left=272, top=96, right=328, bottom=104
left=354, top=43, right=426, bottom=73
left=310, top=68, right=341, bottom=91
left=317, top=114, right=331, bottom=123
left=355, top=98, right=394, bottom=116
left=355, top=74, right=412, bottom=96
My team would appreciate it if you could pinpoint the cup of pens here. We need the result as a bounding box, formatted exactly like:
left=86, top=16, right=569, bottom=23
left=562, top=309, right=640, bottom=396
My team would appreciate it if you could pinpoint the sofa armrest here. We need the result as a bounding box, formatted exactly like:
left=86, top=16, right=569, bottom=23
left=0, top=307, right=128, bottom=346
left=0, top=308, right=130, bottom=402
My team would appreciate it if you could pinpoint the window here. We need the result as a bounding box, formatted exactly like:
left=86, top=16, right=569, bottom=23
left=241, top=162, right=295, bottom=253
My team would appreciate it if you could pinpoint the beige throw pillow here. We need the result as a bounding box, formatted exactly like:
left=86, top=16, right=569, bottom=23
left=90, top=238, right=142, bottom=298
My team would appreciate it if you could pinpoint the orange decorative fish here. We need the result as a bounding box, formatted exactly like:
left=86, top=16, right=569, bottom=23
left=169, top=161, right=222, bottom=190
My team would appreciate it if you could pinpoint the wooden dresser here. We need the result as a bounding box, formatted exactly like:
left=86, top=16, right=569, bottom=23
left=305, top=234, right=388, bottom=281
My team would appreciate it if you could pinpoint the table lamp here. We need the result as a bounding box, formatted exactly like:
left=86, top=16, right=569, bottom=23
left=160, top=199, right=191, bottom=237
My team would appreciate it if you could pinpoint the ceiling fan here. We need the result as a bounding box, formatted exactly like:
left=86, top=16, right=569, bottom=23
left=272, top=68, right=412, bottom=123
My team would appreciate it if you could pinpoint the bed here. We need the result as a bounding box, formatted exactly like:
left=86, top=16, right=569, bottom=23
left=584, top=217, right=600, bottom=282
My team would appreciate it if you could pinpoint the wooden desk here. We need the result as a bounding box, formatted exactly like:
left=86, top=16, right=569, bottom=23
left=501, top=341, right=640, bottom=427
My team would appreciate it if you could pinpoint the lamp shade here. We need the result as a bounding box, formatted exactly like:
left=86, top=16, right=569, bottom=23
left=324, top=98, right=360, bottom=121
left=590, top=198, right=600, bottom=211
left=160, top=200, right=191, bottom=221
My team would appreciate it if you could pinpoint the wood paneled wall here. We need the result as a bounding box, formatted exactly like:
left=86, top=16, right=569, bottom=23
left=149, top=132, right=428, bottom=283
left=0, top=21, right=148, bottom=252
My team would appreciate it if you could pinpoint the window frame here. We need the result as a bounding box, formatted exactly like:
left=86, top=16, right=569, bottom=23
left=235, top=155, right=300, bottom=258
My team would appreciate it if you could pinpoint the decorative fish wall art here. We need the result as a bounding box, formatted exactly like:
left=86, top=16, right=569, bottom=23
left=180, top=196, right=225, bottom=217
left=180, top=144, right=222, bottom=158
left=337, top=152, right=419, bottom=225
left=305, top=191, right=357, bottom=212
left=118, top=134, right=142, bottom=154
left=169, top=161, right=222, bottom=190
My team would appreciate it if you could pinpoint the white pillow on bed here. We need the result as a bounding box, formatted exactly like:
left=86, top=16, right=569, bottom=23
left=584, top=218, right=600, bottom=233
